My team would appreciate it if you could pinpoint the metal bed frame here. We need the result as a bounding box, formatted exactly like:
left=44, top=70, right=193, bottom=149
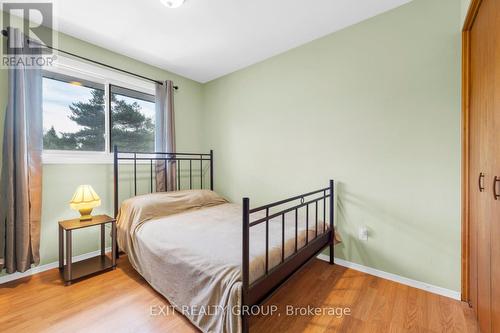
left=113, top=147, right=335, bottom=333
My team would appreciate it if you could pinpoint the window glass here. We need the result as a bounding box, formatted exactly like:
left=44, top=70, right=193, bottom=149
left=42, top=71, right=105, bottom=151
left=110, top=85, right=155, bottom=152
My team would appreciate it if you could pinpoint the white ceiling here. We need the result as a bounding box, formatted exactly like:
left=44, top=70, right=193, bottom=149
left=50, top=0, right=411, bottom=83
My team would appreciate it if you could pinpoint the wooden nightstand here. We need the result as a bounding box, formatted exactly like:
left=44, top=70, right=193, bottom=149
left=58, top=214, right=117, bottom=285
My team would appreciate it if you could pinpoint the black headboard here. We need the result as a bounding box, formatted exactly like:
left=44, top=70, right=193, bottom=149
left=113, top=146, right=214, bottom=217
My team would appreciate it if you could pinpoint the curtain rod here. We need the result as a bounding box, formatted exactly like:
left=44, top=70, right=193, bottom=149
left=1, top=29, right=178, bottom=90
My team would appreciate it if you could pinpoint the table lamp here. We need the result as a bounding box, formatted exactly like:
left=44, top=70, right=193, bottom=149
left=69, top=185, right=101, bottom=221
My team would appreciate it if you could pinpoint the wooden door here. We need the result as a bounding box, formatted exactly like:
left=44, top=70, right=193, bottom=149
left=469, top=7, right=491, bottom=328
left=466, top=0, right=500, bottom=332
left=489, top=0, right=500, bottom=331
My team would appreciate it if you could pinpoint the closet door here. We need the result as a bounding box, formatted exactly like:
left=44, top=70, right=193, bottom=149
left=489, top=0, right=500, bottom=331
left=468, top=0, right=497, bottom=332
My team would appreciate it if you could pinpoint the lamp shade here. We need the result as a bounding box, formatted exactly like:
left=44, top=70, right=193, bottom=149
left=69, top=185, right=101, bottom=211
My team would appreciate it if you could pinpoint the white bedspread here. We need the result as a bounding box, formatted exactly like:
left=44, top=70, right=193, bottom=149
left=117, top=190, right=330, bottom=333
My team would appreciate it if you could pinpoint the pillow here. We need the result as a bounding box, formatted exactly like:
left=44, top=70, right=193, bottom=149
left=118, top=189, right=228, bottom=225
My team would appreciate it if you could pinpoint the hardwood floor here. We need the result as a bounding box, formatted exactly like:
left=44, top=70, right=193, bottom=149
left=0, top=256, right=478, bottom=333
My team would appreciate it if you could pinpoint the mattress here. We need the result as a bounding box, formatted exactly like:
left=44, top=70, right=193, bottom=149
left=117, top=190, right=329, bottom=333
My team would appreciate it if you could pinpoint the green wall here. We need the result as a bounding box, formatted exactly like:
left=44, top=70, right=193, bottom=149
left=0, top=15, right=204, bottom=272
left=202, top=0, right=461, bottom=291
left=2, top=0, right=464, bottom=292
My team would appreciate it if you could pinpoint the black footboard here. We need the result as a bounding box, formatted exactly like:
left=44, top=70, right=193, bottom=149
left=241, top=180, right=335, bottom=333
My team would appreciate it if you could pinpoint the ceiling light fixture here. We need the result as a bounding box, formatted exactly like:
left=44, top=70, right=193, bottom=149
left=161, top=0, right=185, bottom=8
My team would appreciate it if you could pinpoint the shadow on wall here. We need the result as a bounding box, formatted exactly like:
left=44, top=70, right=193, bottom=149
left=115, top=162, right=212, bottom=204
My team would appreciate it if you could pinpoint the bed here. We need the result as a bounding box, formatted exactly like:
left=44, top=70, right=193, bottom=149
left=113, top=148, right=336, bottom=333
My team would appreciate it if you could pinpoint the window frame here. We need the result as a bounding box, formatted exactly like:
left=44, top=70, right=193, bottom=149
left=42, top=56, right=156, bottom=164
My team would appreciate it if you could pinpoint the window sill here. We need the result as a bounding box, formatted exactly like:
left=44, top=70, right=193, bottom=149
left=42, top=152, right=156, bottom=165
left=42, top=152, right=113, bottom=164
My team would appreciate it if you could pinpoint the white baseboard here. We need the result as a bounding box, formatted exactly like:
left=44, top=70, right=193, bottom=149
left=1, top=249, right=461, bottom=301
left=0, top=247, right=112, bottom=285
left=316, top=254, right=461, bottom=301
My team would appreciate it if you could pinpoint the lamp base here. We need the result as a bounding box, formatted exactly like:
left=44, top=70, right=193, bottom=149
left=78, top=208, right=94, bottom=221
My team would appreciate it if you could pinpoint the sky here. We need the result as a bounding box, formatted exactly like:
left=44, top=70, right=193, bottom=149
left=42, top=77, right=155, bottom=135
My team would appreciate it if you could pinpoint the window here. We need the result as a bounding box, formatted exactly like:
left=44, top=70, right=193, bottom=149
left=110, top=85, right=155, bottom=152
left=41, top=58, right=157, bottom=163
left=43, top=72, right=106, bottom=152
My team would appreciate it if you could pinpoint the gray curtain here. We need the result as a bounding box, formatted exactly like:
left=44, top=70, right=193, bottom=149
left=0, top=28, right=43, bottom=273
left=155, top=80, right=177, bottom=192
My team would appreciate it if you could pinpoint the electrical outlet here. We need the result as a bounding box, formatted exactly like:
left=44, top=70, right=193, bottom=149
left=358, top=227, right=368, bottom=241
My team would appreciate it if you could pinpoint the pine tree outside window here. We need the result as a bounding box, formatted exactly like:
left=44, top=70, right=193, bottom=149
left=110, top=85, right=155, bottom=153
left=41, top=64, right=157, bottom=162
left=43, top=72, right=106, bottom=152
